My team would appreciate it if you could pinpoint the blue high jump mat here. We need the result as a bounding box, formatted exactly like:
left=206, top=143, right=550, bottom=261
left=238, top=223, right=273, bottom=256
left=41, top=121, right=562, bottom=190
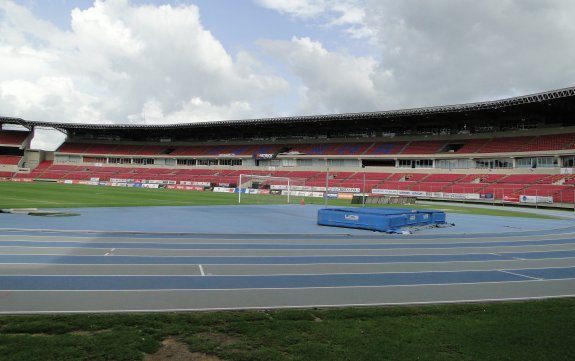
left=317, top=207, right=447, bottom=233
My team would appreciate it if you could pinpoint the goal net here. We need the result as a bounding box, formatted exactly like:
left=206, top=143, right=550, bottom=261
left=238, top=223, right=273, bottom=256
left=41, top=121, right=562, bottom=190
left=237, top=174, right=307, bottom=204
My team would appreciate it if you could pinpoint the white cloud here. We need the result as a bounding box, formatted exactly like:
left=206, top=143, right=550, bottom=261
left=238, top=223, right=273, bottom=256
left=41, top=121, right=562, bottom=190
left=362, top=0, right=575, bottom=106
left=259, top=0, right=575, bottom=112
left=256, top=0, right=372, bottom=40
left=260, top=36, right=378, bottom=114
left=0, top=77, right=104, bottom=122
left=255, top=0, right=329, bottom=18
left=31, top=129, right=67, bottom=151
left=0, top=0, right=289, bottom=134
left=133, top=97, right=253, bottom=125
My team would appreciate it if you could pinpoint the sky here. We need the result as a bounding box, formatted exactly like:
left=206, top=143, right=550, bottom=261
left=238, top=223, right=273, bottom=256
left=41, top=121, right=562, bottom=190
left=1, top=0, right=575, bottom=149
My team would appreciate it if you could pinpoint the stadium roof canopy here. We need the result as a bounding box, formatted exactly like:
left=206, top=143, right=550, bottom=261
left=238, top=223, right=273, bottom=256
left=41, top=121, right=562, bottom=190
left=2, top=86, right=575, bottom=142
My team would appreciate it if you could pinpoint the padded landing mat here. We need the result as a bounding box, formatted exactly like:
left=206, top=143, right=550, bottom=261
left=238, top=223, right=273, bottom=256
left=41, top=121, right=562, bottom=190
left=318, top=207, right=446, bottom=233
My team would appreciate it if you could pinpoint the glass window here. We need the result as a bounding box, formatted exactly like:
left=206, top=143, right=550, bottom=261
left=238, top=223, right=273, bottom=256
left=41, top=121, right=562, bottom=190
left=475, top=158, right=512, bottom=169
left=176, top=159, right=196, bottom=166
left=563, top=156, right=575, bottom=168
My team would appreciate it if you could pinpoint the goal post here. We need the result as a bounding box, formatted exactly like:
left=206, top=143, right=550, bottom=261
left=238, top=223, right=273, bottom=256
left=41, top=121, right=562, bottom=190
left=237, top=174, right=304, bottom=204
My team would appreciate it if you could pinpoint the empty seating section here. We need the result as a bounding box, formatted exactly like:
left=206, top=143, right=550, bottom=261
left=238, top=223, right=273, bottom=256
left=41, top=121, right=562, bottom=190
left=286, top=171, right=321, bottom=179
left=343, top=172, right=391, bottom=181
left=451, top=135, right=575, bottom=154
left=401, top=140, right=447, bottom=155
left=525, top=133, right=575, bottom=151
left=0, top=155, right=21, bottom=165
left=409, top=182, right=451, bottom=192
left=236, top=145, right=284, bottom=155
left=0, top=130, right=30, bottom=146
left=57, top=143, right=91, bottom=153
left=456, top=174, right=483, bottom=183
left=169, top=145, right=278, bottom=156
left=496, top=174, right=550, bottom=184
left=169, top=146, right=216, bottom=156
left=477, top=136, right=535, bottom=153
left=203, top=145, right=255, bottom=156
left=19, top=160, right=52, bottom=178
left=275, top=134, right=575, bottom=156
left=556, top=189, right=575, bottom=203
left=387, top=173, right=427, bottom=181
left=543, top=175, right=569, bottom=184
left=112, top=145, right=168, bottom=155
left=88, top=144, right=121, bottom=154
left=55, top=133, right=575, bottom=161
left=288, top=143, right=372, bottom=155
left=475, top=174, right=507, bottom=183
left=422, top=174, right=465, bottom=182
left=330, top=171, right=354, bottom=180
left=153, top=144, right=283, bottom=157
left=59, top=143, right=170, bottom=156
left=448, top=184, right=487, bottom=193
left=519, top=185, right=570, bottom=197
left=287, top=144, right=333, bottom=155
left=454, top=138, right=490, bottom=153
left=480, top=184, right=526, bottom=197
left=284, top=133, right=575, bottom=155
left=364, top=142, right=407, bottom=155
left=333, top=143, right=373, bottom=155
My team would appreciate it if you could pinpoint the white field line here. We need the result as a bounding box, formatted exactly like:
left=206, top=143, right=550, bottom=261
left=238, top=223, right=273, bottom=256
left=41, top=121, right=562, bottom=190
left=1, top=196, right=71, bottom=205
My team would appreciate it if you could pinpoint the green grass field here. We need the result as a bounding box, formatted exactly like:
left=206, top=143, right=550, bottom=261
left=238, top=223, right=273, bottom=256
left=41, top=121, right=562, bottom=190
left=1, top=180, right=573, bottom=360
left=1, top=299, right=574, bottom=361
left=0, top=181, right=561, bottom=219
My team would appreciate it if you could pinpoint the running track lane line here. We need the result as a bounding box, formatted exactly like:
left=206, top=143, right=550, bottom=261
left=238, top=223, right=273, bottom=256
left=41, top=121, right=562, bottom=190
left=1, top=250, right=575, bottom=265
left=0, top=267, right=574, bottom=291
left=1, top=237, right=575, bottom=250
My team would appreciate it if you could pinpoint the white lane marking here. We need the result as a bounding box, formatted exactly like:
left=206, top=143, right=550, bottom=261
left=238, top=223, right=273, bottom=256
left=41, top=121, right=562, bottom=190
left=2, top=278, right=575, bottom=293
left=499, top=270, right=542, bottom=280
left=199, top=264, right=205, bottom=276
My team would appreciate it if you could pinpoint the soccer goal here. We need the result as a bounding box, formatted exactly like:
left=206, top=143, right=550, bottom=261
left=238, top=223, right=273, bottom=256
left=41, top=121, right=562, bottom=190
left=237, top=174, right=306, bottom=204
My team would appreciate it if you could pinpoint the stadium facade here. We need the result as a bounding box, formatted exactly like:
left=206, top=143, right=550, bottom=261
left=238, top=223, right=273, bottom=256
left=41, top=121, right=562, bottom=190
left=1, top=86, right=575, bottom=207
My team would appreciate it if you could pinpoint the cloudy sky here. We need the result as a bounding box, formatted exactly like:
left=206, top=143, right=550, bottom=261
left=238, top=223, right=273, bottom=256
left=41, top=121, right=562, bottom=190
left=1, top=0, right=575, bottom=148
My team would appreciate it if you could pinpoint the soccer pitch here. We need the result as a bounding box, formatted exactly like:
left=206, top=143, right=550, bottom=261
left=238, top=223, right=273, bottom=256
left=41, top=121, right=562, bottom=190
left=0, top=181, right=561, bottom=219
left=0, top=181, right=338, bottom=208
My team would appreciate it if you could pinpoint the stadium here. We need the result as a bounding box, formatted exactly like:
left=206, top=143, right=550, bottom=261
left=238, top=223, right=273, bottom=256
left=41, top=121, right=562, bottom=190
left=1, top=86, right=575, bottom=359
left=1, top=85, right=575, bottom=206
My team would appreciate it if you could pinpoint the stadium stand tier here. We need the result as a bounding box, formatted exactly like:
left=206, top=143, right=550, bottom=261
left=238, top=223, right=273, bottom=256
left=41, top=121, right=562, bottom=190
left=0, top=130, right=30, bottom=146
left=0, top=156, right=22, bottom=165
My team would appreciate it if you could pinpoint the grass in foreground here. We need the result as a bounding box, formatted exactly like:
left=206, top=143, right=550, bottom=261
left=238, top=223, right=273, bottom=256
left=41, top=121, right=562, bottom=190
left=0, top=181, right=562, bottom=219
left=1, top=298, right=574, bottom=360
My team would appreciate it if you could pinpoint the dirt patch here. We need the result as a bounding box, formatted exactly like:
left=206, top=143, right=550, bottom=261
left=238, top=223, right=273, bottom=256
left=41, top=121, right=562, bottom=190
left=144, top=338, right=222, bottom=361
left=196, top=332, right=241, bottom=347
left=70, top=329, right=112, bottom=336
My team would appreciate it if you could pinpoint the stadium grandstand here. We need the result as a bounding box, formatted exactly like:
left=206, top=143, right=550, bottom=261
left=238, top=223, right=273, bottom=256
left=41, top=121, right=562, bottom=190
left=1, top=85, right=575, bottom=208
